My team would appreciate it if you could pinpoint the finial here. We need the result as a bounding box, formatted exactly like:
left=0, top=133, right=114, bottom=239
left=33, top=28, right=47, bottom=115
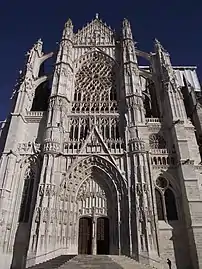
left=154, top=38, right=162, bottom=51
left=63, top=18, right=73, bottom=39
left=154, top=38, right=168, bottom=54
left=64, top=18, right=73, bottom=28
left=35, top=38, right=43, bottom=47
left=95, top=13, right=99, bottom=19
left=122, top=18, right=132, bottom=39
left=154, top=38, right=165, bottom=51
left=35, top=38, right=43, bottom=52
left=123, top=18, right=130, bottom=25
left=154, top=38, right=160, bottom=45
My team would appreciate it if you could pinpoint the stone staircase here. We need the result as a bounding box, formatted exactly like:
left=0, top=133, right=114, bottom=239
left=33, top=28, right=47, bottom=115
left=28, top=254, right=159, bottom=269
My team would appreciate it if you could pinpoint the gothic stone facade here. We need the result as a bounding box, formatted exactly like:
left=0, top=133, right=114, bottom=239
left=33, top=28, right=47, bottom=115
left=0, top=16, right=202, bottom=269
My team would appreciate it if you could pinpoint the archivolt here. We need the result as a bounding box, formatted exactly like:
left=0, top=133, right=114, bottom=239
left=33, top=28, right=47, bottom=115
left=60, top=155, right=127, bottom=196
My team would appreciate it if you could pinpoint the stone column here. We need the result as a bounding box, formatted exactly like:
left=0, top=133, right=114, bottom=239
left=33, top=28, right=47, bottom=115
left=92, top=208, right=97, bottom=255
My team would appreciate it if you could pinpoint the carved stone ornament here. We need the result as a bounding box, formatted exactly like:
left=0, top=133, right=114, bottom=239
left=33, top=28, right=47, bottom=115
left=17, top=142, right=41, bottom=155
left=77, top=175, right=107, bottom=216
left=155, top=177, right=168, bottom=190
left=136, top=183, right=142, bottom=196
left=149, top=133, right=166, bottom=149
left=44, top=142, right=60, bottom=153
left=72, top=51, right=117, bottom=114
left=74, top=18, right=115, bottom=46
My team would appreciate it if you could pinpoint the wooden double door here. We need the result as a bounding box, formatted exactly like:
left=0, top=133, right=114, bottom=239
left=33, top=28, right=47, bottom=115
left=78, top=216, right=109, bottom=254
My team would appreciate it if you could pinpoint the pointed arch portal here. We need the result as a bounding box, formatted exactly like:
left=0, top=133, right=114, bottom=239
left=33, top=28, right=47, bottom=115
left=59, top=155, right=129, bottom=255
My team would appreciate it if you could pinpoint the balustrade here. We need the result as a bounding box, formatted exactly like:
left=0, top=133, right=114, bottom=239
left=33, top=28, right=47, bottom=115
left=146, top=118, right=162, bottom=123
left=63, top=138, right=124, bottom=154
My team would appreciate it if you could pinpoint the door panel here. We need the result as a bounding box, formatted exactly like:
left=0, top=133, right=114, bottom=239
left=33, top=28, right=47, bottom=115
left=97, top=217, right=109, bottom=254
left=78, top=217, right=92, bottom=254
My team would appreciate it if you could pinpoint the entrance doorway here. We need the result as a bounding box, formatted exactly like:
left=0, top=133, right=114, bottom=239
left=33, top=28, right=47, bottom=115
left=97, top=217, right=109, bottom=254
left=78, top=216, right=109, bottom=254
left=78, top=217, right=92, bottom=254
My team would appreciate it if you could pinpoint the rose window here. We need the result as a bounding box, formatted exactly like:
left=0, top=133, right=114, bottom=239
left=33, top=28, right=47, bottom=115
left=72, top=52, right=117, bottom=113
left=149, top=134, right=166, bottom=149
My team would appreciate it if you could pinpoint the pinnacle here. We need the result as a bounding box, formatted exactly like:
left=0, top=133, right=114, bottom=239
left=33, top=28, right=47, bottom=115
left=154, top=38, right=160, bottom=45
left=37, top=38, right=43, bottom=44
left=123, top=18, right=130, bottom=24
left=65, top=18, right=73, bottom=27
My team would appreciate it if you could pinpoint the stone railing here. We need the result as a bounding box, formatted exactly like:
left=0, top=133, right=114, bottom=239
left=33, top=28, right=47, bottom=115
left=150, top=148, right=173, bottom=154
left=63, top=138, right=124, bottom=154
left=150, top=148, right=177, bottom=166
left=145, top=118, right=162, bottom=124
left=25, top=111, right=46, bottom=122
left=26, top=111, right=45, bottom=117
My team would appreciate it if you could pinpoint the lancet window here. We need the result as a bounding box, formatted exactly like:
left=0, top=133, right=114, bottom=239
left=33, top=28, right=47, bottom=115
left=72, top=51, right=118, bottom=113
left=69, top=116, right=120, bottom=141
left=155, top=177, right=178, bottom=221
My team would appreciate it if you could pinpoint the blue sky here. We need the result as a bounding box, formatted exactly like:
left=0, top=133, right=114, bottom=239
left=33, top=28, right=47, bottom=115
left=1, top=0, right=202, bottom=120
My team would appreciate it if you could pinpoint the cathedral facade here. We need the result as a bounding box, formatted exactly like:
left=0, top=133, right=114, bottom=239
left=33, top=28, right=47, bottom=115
left=1, top=16, right=202, bottom=269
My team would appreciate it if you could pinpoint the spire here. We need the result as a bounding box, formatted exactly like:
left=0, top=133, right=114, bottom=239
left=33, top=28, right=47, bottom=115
left=122, top=18, right=133, bottom=39
left=95, top=13, right=99, bottom=19
left=62, top=18, right=73, bottom=39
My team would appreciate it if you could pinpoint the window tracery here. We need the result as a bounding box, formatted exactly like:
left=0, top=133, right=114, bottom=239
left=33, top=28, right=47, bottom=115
left=72, top=51, right=117, bottom=114
left=149, top=134, right=166, bottom=149
left=155, top=177, right=178, bottom=221
left=77, top=176, right=107, bottom=216
left=69, top=116, right=120, bottom=141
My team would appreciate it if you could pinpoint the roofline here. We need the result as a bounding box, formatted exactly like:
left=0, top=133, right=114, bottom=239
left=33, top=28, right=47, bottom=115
left=139, top=66, right=197, bottom=70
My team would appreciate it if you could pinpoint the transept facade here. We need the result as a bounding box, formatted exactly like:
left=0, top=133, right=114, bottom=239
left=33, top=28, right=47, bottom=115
left=0, top=15, right=202, bottom=269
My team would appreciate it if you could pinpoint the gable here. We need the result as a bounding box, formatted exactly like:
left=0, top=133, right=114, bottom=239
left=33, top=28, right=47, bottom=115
left=74, top=17, right=115, bottom=46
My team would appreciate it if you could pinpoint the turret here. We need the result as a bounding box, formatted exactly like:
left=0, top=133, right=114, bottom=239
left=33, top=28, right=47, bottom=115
left=153, top=39, right=186, bottom=121
left=122, top=18, right=138, bottom=64
left=121, top=19, right=145, bottom=131
left=51, top=19, right=73, bottom=99
left=44, top=19, right=74, bottom=153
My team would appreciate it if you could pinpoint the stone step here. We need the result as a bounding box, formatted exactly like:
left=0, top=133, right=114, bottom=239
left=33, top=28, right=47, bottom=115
left=28, top=254, right=159, bottom=269
left=109, top=255, right=158, bottom=269
left=28, top=255, right=75, bottom=269
left=60, top=255, right=123, bottom=269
